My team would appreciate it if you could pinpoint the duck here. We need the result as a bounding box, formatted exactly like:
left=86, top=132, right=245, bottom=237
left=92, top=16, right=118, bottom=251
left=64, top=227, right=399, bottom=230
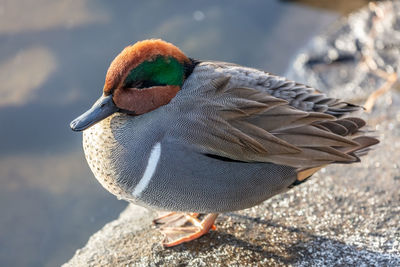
left=70, top=39, right=379, bottom=247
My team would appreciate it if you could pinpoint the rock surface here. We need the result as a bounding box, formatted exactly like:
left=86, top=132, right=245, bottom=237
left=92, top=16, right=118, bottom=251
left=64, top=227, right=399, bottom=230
left=286, top=1, right=400, bottom=103
left=64, top=2, right=400, bottom=266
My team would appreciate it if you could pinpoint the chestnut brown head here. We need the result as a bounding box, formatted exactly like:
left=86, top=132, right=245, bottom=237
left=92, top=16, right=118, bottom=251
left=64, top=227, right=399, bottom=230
left=70, top=39, right=195, bottom=131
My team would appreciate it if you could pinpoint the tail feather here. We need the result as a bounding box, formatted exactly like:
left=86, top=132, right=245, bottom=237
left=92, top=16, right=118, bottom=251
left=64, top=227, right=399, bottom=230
left=291, top=117, right=379, bottom=187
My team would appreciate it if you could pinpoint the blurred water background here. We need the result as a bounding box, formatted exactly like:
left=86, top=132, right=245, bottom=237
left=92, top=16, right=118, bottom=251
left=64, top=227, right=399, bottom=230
left=0, top=0, right=372, bottom=266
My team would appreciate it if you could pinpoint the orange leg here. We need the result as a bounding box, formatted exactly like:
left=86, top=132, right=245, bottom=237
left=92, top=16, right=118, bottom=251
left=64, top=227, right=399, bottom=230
left=153, top=212, right=200, bottom=227
left=183, top=213, right=217, bottom=231
left=154, top=213, right=219, bottom=247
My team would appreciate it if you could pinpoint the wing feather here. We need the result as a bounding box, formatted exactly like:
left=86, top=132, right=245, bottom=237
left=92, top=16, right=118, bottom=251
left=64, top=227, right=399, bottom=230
left=173, top=74, right=378, bottom=169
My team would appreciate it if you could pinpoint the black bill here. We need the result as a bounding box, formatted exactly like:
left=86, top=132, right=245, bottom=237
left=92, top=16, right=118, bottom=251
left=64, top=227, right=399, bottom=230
left=70, top=94, right=118, bottom=131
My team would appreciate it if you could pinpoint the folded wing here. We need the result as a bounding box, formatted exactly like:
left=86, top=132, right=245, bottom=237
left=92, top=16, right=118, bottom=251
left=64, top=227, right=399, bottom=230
left=171, top=76, right=378, bottom=170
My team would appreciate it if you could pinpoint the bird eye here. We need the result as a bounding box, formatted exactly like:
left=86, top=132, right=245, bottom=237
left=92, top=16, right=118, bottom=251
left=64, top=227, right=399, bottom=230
left=125, top=80, right=166, bottom=89
left=125, top=80, right=143, bottom=89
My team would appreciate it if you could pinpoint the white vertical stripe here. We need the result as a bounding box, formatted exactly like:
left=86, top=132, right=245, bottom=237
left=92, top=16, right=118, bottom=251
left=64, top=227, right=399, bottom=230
left=132, top=142, right=161, bottom=197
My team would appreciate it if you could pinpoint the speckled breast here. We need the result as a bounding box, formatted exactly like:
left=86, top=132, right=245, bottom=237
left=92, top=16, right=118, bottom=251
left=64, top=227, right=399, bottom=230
left=82, top=114, right=132, bottom=200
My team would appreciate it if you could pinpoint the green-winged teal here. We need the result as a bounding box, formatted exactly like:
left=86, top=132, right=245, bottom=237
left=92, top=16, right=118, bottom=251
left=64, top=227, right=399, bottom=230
left=70, top=39, right=378, bottom=247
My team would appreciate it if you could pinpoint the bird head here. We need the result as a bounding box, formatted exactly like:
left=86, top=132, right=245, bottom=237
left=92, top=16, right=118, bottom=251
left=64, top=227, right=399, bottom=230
left=70, top=39, right=194, bottom=131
